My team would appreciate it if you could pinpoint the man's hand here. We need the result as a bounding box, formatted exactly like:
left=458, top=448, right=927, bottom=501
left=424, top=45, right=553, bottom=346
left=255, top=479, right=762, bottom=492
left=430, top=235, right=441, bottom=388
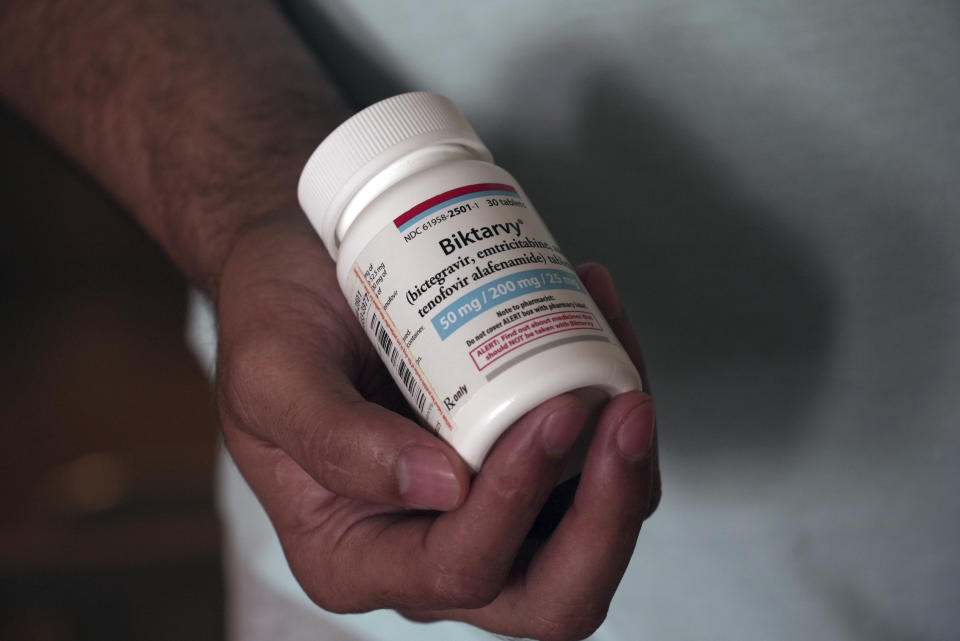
left=217, top=211, right=659, bottom=640
left=1, top=1, right=659, bottom=636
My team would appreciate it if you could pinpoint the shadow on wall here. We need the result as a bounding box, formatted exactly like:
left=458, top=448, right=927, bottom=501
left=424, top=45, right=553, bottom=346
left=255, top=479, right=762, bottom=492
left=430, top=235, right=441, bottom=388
left=279, top=0, right=408, bottom=107
left=491, top=67, right=836, bottom=471
left=285, top=5, right=837, bottom=473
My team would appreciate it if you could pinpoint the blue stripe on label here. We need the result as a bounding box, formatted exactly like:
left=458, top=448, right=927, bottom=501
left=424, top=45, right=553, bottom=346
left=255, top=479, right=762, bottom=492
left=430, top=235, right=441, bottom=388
left=431, top=268, right=585, bottom=340
left=396, top=190, right=519, bottom=231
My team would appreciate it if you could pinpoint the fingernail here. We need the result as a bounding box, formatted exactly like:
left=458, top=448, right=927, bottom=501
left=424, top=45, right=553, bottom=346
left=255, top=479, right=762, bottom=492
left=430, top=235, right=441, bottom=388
left=397, top=445, right=461, bottom=510
left=615, top=400, right=655, bottom=462
left=540, top=403, right=588, bottom=457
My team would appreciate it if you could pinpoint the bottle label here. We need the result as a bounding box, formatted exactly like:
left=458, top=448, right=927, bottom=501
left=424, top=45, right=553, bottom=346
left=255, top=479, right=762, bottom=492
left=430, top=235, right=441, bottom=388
left=346, top=182, right=613, bottom=434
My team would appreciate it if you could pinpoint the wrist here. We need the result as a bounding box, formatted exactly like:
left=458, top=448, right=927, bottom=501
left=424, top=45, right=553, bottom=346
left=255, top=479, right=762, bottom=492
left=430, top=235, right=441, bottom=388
left=159, top=103, right=349, bottom=299
left=172, top=163, right=311, bottom=300
left=216, top=205, right=340, bottom=295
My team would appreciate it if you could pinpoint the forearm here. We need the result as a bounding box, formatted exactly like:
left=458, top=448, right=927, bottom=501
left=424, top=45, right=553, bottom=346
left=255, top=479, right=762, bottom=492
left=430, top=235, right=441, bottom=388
left=0, top=0, right=349, bottom=297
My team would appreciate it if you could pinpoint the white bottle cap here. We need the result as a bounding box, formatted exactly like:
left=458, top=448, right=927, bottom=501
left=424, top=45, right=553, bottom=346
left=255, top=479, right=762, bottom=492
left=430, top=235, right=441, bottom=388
left=298, top=92, right=492, bottom=255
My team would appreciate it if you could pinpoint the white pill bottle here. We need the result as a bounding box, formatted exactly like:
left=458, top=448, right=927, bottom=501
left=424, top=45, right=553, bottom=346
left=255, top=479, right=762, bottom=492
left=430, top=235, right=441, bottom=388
left=298, top=92, right=641, bottom=470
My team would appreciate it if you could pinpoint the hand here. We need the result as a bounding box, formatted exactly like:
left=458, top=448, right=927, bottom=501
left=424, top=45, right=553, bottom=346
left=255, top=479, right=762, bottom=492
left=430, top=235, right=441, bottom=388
left=216, top=211, right=660, bottom=641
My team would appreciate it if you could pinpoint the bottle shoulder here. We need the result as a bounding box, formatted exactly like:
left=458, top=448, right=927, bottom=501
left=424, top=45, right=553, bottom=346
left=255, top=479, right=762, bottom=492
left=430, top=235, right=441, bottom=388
left=335, top=159, right=518, bottom=283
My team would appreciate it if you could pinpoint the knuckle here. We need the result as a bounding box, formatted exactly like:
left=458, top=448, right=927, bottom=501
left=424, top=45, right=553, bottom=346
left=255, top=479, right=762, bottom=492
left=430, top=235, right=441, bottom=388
left=435, top=574, right=498, bottom=609
left=426, top=561, right=502, bottom=608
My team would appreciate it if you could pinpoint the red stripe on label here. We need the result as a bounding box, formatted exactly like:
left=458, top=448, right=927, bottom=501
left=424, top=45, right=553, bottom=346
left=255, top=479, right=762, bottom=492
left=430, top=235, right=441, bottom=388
left=392, top=183, right=517, bottom=228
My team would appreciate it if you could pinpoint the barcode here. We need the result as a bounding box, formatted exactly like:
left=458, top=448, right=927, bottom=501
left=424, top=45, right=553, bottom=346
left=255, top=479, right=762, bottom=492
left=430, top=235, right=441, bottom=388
left=369, top=311, right=428, bottom=413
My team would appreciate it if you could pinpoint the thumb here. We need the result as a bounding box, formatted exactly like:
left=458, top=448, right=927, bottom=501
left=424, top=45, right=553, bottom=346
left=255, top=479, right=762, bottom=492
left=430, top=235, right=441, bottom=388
left=217, top=335, right=470, bottom=510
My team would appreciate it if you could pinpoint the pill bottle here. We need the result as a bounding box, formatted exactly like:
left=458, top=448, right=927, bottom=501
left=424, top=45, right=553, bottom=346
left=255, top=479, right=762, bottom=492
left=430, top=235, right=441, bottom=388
left=298, top=92, right=641, bottom=470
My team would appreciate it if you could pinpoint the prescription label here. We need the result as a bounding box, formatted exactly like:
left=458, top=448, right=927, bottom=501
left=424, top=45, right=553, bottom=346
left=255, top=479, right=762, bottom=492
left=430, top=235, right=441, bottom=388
left=345, top=182, right=614, bottom=435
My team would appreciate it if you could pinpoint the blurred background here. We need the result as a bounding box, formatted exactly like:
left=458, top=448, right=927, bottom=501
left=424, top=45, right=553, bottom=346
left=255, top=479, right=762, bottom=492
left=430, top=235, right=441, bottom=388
left=0, top=105, right=223, bottom=640
left=3, top=1, right=959, bottom=639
